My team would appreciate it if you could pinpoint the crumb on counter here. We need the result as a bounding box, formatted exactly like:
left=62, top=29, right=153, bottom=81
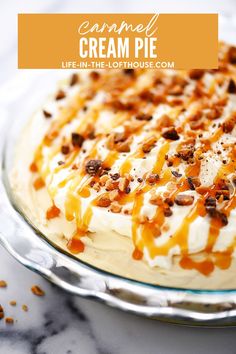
left=0, top=280, right=7, bottom=288
left=31, top=285, right=45, bottom=297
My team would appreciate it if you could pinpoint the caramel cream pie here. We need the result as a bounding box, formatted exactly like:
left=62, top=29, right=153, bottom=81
left=12, top=43, right=236, bottom=289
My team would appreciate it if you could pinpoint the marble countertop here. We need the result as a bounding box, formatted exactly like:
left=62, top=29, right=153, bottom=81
left=1, top=1, right=236, bottom=353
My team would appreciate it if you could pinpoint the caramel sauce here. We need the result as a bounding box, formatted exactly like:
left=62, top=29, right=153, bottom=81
left=132, top=247, right=143, bottom=260
left=33, top=177, right=45, bottom=190
left=180, top=256, right=214, bottom=276
left=152, top=142, right=170, bottom=174
left=67, top=237, right=85, bottom=254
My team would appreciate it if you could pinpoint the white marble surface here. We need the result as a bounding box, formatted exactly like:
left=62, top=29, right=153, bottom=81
left=1, top=1, right=236, bottom=353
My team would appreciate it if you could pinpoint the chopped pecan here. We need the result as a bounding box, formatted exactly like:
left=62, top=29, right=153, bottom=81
left=113, top=132, right=127, bottom=144
left=61, top=145, right=70, bottom=155
left=118, top=177, right=129, bottom=192
left=55, top=90, right=66, bottom=100
left=163, top=206, right=173, bottom=217
left=96, top=195, right=111, bottom=207
left=150, top=193, right=163, bottom=206
left=171, top=170, right=182, bottom=178
left=189, top=120, right=204, bottom=130
left=164, top=197, right=174, bottom=206
left=90, top=71, right=100, bottom=81
left=206, top=106, right=223, bottom=120
left=111, top=100, right=134, bottom=111
left=0, top=305, right=4, bottom=319
left=189, top=69, right=205, bottom=80
left=85, top=159, right=102, bottom=176
left=204, top=196, right=216, bottom=207
left=110, top=203, right=122, bottom=213
left=168, top=85, right=183, bottom=96
left=228, top=79, right=236, bottom=94
left=109, top=190, right=119, bottom=201
left=135, top=113, right=153, bottom=121
left=146, top=173, right=160, bottom=185
left=70, top=73, right=79, bottom=86
left=123, top=68, right=135, bottom=77
left=107, top=132, right=132, bottom=153
left=0, top=281, right=7, bottom=288
left=110, top=173, right=120, bottom=180
left=177, top=147, right=194, bottom=161
left=156, top=114, right=173, bottom=130
left=222, top=113, right=236, bottom=133
left=99, top=175, right=109, bottom=186
left=162, top=128, right=180, bottom=141
left=43, top=110, right=52, bottom=118
left=105, top=179, right=119, bottom=191
left=232, top=175, right=236, bottom=186
left=215, top=189, right=230, bottom=201
left=228, top=46, right=236, bottom=64
left=31, top=285, right=45, bottom=296
left=71, top=133, right=84, bottom=147
left=187, top=176, right=201, bottom=190
left=206, top=207, right=228, bottom=226
left=175, top=194, right=194, bottom=206
left=142, top=136, right=157, bottom=153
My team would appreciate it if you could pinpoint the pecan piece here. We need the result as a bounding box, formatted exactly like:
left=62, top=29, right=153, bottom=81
left=189, top=69, right=204, bottom=80
left=70, top=73, right=79, bottom=86
left=135, top=113, right=153, bottom=121
left=206, top=106, right=223, bottom=120
left=85, top=159, right=102, bottom=176
left=204, top=196, right=216, bottom=207
left=206, top=207, right=228, bottom=226
left=43, top=110, right=52, bottom=118
left=110, top=203, right=122, bottom=213
left=96, top=195, right=111, bottom=207
left=142, top=136, right=157, bottom=153
left=228, top=79, right=236, bottom=94
left=171, top=171, right=182, bottom=178
left=61, top=145, right=70, bottom=155
left=118, top=177, right=129, bottom=192
left=146, top=173, right=160, bottom=185
left=71, top=133, right=84, bottom=147
left=156, top=114, right=172, bottom=130
left=175, top=194, right=194, bottom=206
left=228, top=46, right=236, bottom=64
left=90, top=71, right=100, bottom=81
left=187, top=176, right=201, bottom=190
left=55, top=90, right=66, bottom=100
left=162, top=128, right=180, bottom=141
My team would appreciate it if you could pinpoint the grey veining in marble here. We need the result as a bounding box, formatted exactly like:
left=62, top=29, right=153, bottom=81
left=1, top=1, right=236, bottom=353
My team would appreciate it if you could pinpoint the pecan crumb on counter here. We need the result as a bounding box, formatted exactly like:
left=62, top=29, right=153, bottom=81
left=31, top=285, right=45, bottom=297
left=5, top=317, right=14, bottom=325
left=0, top=280, right=7, bottom=288
left=0, top=305, right=4, bottom=319
left=22, top=304, right=28, bottom=312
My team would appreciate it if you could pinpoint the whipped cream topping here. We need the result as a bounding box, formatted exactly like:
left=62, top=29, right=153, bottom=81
left=14, top=43, right=236, bottom=276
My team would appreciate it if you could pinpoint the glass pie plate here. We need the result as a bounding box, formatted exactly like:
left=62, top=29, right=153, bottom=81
left=0, top=15, right=236, bottom=327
